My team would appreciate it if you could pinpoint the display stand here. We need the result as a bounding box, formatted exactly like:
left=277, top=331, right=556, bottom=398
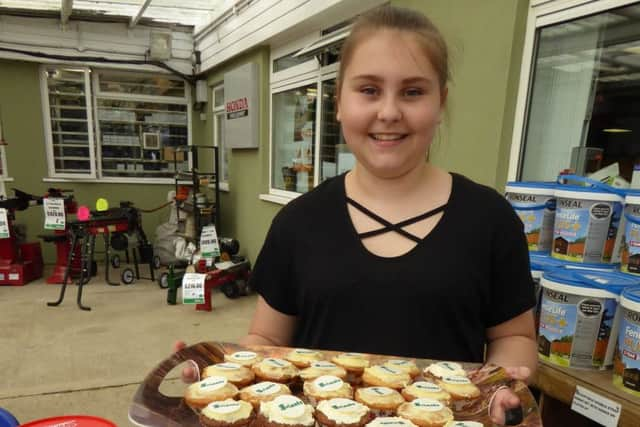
left=533, top=359, right=640, bottom=426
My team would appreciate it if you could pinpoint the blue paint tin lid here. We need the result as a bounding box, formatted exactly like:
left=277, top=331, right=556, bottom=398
left=506, top=181, right=556, bottom=190
left=562, top=260, right=619, bottom=271
left=543, top=269, right=640, bottom=295
left=621, top=286, right=640, bottom=304
left=529, top=254, right=564, bottom=271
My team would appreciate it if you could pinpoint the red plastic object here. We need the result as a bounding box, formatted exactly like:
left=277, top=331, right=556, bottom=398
left=20, top=415, right=116, bottom=427
left=0, top=242, right=43, bottom=286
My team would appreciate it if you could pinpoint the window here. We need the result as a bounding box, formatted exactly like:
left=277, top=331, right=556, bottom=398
left=212, top=84, right=229, bottom=186
left=515, top=1, right=640, bottom=183
left=41, top=66, right=190, bottom=181
left=269, top=26, right=350, bottom=197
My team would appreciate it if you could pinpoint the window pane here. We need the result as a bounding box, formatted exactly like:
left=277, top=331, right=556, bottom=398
left=214, top=86, right=225, bottom=108
left=97, top=71, right=185, bottom=97
left=215, top=112, right=229, bottom=182
left=271, top=84, right=317, bottom=192
left=520, top=3, right=640, bottom=182
left=97, top=98, right=188, bottom=178
left=319, top=79, right=347, bottom=181
left=273, top=52, right=311, bottom=73
left=45, top=67, right=92, bottom=175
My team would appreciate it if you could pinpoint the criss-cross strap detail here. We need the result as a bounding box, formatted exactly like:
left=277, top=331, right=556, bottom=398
left=346, top=197, right=448, bottom=243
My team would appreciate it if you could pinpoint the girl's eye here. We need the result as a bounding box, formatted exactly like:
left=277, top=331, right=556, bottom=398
left=360, top=87, right=378, bottom=96
left=405, top=88, right=424, bottom=97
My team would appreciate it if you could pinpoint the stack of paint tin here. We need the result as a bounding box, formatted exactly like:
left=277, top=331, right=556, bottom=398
left=505, top=176, right=640, bottom=396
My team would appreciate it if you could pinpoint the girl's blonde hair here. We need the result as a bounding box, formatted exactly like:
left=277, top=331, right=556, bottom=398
left=337, top=5, right=450, bottom=94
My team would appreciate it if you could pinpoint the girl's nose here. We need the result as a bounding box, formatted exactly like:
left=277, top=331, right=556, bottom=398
left=377, top=96, right=402, bottom=122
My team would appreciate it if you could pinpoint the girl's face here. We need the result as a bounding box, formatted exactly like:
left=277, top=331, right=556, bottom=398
left=337, top=29, right=447, bottom=179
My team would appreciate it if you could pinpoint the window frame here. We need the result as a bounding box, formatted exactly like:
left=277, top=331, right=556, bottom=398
left=212, top=83, right=229, bottom=191
left=41, top=64, right=192, bottom=184
left=40, top=65, right=97, bottom=179
left=267, top=31, right=342, bottom=203
left=508, top=0, right=640, bottom=181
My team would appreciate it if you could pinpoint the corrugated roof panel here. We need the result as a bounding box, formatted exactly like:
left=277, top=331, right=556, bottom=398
left=0, top=0, right=228, bottom=30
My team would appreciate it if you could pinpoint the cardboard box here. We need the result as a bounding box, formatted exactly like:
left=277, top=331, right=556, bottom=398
left=163, top=147, right=185, bottom=162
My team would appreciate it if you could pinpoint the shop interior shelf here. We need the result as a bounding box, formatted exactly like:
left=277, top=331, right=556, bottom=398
left=533, top=360, right=640, bottom=426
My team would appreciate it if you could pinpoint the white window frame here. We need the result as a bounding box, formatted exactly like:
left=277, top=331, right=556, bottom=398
left=263, top=31, right=342, bottom=205
left=212, top=83, right=229, bottom=191
left=41, top=65, right=97, bottom=179
left=508, top=0, right=640, bottom=181
left=41, top=64, right=191, bottom=184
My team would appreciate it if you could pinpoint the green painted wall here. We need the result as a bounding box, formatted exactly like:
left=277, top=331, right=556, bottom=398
left=394, top=0, right=528, bottom=189
left=194, top=47, right=281, bottom=265
left=0, top=59, right=174, bottom=263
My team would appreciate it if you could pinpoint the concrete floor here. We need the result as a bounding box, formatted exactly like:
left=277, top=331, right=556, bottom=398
left=0, top=268, right=256, bottom=425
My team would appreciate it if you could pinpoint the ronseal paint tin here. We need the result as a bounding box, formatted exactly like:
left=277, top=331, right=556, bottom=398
left=552, top=187, right=623, bottom=264
left=621, top=194, right=640, bottom=275
left=505, top=182, right=556, bottom=253
left=614, top=286, right=640, bottom=396
left=538, top=269, right=640, bottom=369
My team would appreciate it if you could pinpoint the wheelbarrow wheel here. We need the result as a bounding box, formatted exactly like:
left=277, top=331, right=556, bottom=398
left=111, top=254, right=120, bottom=269
left=121, top=268, right=135, bottom=285
left=158, top=272, right=169, bottom=289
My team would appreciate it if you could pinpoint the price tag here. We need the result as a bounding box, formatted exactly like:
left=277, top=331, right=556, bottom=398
left=44, top=198, right=65, bottom=230
left=571, top=385, right=621, bottom=427
left=0, top=208, right=9, bottom=238
left=200, top=225, right=220, bottom=259
left=181, top=273, right=206, bottom=304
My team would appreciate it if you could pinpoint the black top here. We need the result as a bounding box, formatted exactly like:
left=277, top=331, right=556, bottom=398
left=250, top=173, right=535, bottom=362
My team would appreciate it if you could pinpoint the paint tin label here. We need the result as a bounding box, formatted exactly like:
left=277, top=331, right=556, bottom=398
left=506, top=191, right=556, bottom=252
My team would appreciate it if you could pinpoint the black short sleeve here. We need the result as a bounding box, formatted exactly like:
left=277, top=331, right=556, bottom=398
left=486, top=198, right=537, bottom=327
left=249, top=212, right=298, bottom=316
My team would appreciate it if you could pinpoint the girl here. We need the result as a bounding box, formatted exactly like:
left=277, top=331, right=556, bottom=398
left=179, top=5, right=536, bottom=425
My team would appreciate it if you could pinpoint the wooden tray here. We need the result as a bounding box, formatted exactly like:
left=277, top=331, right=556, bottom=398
left=128, top=342, right=542, bottom=427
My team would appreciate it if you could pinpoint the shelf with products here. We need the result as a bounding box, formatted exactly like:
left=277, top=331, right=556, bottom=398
left=96, top=97, right=188, bottom=178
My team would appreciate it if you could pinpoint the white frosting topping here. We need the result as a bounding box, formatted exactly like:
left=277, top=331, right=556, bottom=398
left=411, top=398, right=444, bottom=412
left=198, top=376, right=228, bottom=392
left=231, top=351, right=258, bottom=360
left=260, top=395, right=314, bottom=425
left=387, top=359, right=409, bottom=366
left=202, top=399, right=253, bottom=422
left=425, top=362, right=466, bottom=378
left=313, top=375, right=344, bottom=392
left=317, top=398, right=369, bottom=424
left=294, top=348, right=320, bottom=355
left=250, top=381, right=282, bottom=396
left=445, top=422, right=484, bottom=427
left=412, top=381, right=442, bottom=392
left=333, top=353, right=370, bottom=369
left=216, top=362, right=241, bottom=370
left=312, top=361, right=339, bottom=369
left=366, top=417, right=418, bottom=427
left=442, top=376, right=471, bottom=385
left=264, top=358, right=292, bottom=368
left=362, top=386, right=393, bottom=397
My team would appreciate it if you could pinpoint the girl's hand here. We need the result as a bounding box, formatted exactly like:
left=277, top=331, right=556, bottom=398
left=173, top=340, right=199, bottom=384
left=489, top=366, right=530, bottom=425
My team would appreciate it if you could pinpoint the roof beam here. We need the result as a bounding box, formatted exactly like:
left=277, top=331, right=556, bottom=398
left=61, top=0, right=73, bottom=26
left=130, top=0, right=153, bottom=28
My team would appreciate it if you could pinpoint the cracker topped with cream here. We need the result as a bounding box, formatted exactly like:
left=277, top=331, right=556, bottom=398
left=303, top=375, right=353, bottom=404
left=184, top=376, right=239, bottom=410
left=257, top=395, right=315, bottom=426
left=423, top=362, right=467, bottom=380
left=397, top=398, right=454, bottom=427
left=203, top=362, right=255, bottom=387
left=200, top=399, right=254, bottom=427
left=252, top=358, right=300, bottom=383
left=300, top=361, right=347, bottom=381
left=285, top=348, right=325, bottom=368
left=316, top=398, right=373, bottom=427
left=224, top=350, right=263, bottom=367
left=362, top=365, right=411, bottom=389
